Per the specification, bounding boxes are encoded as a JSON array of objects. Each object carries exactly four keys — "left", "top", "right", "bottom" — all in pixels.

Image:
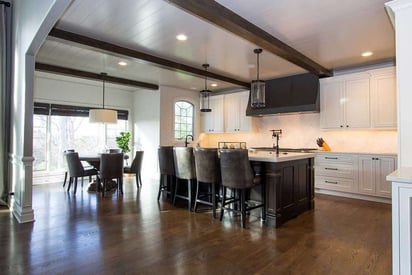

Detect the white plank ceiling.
[{"left": 36, "top": 0, "right": 395, "bottom": 92}]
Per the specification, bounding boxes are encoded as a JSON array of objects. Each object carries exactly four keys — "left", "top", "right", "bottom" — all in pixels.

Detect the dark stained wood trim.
[
  {"left": 165, "top": 0, "right": 332, "bottom": 77},
  {"left": 35, "top": 63, "right": 159, "bottom": 90},
  {"left": 48, "top": 28, "right": 251, "bottom": 88}
]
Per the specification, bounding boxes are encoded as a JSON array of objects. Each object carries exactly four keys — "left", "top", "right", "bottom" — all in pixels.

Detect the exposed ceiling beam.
[
  {"left": 35, "top": 63, "right": 159, "bottom": 90},
  {"left": 48, "top": 28, "right": 251, "bottom": 88},
  {"left": 165, "top": 0, "right": 333, "bottom": 77}
]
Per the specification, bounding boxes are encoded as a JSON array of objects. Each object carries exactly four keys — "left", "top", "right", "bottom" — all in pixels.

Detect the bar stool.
[
  {"left": 157, "top": 146, "right": 175, "bottom": 201},
  {"left": 193, "top": 147, "right": 221, "bottom": 218},
  {"left": 173, "top": 147, "right": 196, "bottom": 211},
  {"left": 219, "top": 149, "right": 266, "bottom": 228}
]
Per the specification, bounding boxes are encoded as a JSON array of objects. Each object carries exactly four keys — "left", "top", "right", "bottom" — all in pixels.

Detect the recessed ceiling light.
[
  {"left": 176, "top": 34, "right": 188, "bottom": 41},
  {"left": 118, "top": 61, "right": 128, "bottom": 66},
  {"left": 211, "top": 83, "right": 218, "bottom": 87},
  {"left": 361, "top": 51, "right": 373, "bottom": 57}
]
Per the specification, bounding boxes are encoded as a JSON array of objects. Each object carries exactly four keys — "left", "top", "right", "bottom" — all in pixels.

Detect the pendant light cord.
[
  {"left": 202, "top": 63, "right": 209, "bottom": 90},
  {"left": 257, "top": 52, "right": 260, "bottom": 82},
  {"left": 101, "top": 72, "right": 107, "bottom": 109}
]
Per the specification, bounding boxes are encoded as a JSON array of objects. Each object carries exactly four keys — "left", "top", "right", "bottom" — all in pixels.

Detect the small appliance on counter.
[{"left": 218, "top": 142, "right": 246, "bottom": 150}]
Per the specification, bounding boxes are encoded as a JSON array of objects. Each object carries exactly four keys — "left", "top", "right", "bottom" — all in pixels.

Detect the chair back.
[
  {"left": 173, "top": 147, "right": 196, "bottom": 180},
  {"left": 194, "top": 148, "right": 220, "bottom": 184},
  {"left": 219, "top": 149, "right": 254, "bottom": 189},
  {"left": 158, "top": 146, "right": 175, "bottom": 176},
  {"left": 66, "top": 152, "right": 84, "bottom": 177},
  {"left": 109, "top": 148, "right": 122, "bottom": 153},
  {"left": 130, "top": 151, "right": 144, "bottom": 173},
  {"left": 100, "top": 153, "right": 124, "bottom": 180}
]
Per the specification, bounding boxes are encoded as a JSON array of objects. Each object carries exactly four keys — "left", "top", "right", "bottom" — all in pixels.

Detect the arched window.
[{"left": 174, "top": 101, "right": 194, "bottom": 139}]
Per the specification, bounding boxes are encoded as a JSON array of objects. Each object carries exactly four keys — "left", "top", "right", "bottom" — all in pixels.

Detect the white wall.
[
  {"left": 159, "top": 85, "right": 200, "bottom": 146},
  {"left": 10, "top": 0, "right": 72, "bottom": 223},
  {"left": 133, "top": 89, "right": 160, "bottom": 180},
  {"left": 200, "top": 111, "right": 397, "bottom": 154}
]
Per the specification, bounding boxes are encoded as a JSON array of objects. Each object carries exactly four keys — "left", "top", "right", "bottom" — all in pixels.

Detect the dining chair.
[
  {"left": 219, "top": 149, "right": 266, "bottom": 228},
  {"left": 173, "top": 147, "right": 196, "bottom": 211},
  {"left": 65, "top": 152, "right": 98, "bottom": 194},
  {"left": 157, "top": 146, "right": 175, "bottom": 201},
  {"left": 193, "top": 147, "right": 221, "bottom": 218},
  {"left": 99, "top": 153, "right": 124, "bottom": 198},
  {"left": 63, "top": 149, "right": 75, "bottom": 188},
  {"left": 124, "top": 151, "right": 144, "bottom": 188},
  {"left": 109, "top": 148, "right": 122, "bottom": 153}
]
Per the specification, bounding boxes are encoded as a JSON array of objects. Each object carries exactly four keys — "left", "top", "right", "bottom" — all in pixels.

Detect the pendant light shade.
[
  {"left": 200, "top": 63, "right": 212, "bottom": 112},
  {"left": 89, "top": 73, "right": 118, "bottom": 124},
  {"left": 251, "top": 49, "right": 266, "bottom": 108}
]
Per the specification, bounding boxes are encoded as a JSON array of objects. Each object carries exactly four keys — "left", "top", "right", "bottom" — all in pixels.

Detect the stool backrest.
[
  {"left": 219, "top": 149, "right": 254, "bottom": 189},
  {"left": 158, "top": 146, "right": 175, "bottom": 176},
  {"left": 194, "top": 147, "right": 220, "bottom": 184},
  {"left": 100, "top": 153, "right": 124, "bottom": 179},
  {"left": 173, "top": 147, "right": 196, "bottom": 180}
]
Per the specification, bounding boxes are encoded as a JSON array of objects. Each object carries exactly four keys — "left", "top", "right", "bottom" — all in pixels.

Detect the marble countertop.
[
  {"left": 316, "top": 151, "right": 397, "bottom": 156},
  {"left": 387, "top": 167, "right": 412, "bottom": 184},
  {"left": 248, "top": 150, "right": 316, "bottom": 163}
]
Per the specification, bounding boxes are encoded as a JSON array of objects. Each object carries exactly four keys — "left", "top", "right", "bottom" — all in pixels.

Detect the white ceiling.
[{"left": 36, "top": 0, "right": 395, "bottom": 92}]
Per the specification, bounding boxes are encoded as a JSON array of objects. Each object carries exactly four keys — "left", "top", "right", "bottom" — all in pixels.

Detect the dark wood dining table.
[{"left": 79, "top": 155, "right": 101, "bottom": 170}]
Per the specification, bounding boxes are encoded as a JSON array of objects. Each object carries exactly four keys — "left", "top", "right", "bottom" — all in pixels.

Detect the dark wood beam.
[
  {"left": 165, "top": 0, "right": 332, "bottom": 77},
  {"left": 48, "top": 28, "right": 251, "bottom": 88},
  {"left": 35, "top": 63, "right": 159, "bottom": 90}
]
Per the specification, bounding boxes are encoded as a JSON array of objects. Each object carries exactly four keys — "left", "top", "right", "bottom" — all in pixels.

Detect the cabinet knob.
[
  {"left": 346, "top": 125, "right": 349, "bottom": 128},
  {"left": 340, "top": 125, "right": 343, "bottom": 128}
]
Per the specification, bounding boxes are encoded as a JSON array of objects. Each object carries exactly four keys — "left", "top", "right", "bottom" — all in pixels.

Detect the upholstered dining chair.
[
  {"left": 109, "top": 148, "right": 122, "bottom": 153},
  {"left": 157, "top": 146, "right": 175, "bottom": 201},
  {"left": 63, "top": 149, "right": 75, "bottom": 188},
  {"left": 65, "top": 152, "right": 98, "bottom": 194},
  {"left": 173, "top": 147, "right": 196, "bottom": 211},
  {"left": 193, "top": 147, "right": 221, "bottom": 218},
  {"left": 124, "top": 151, "right": 144, "bottom": 188},
  {"left": 219, "top": 149, "right": 266, "bottom": 228},
  {"left": 99, "top": 153, "right": 124, "bottom": 198}
]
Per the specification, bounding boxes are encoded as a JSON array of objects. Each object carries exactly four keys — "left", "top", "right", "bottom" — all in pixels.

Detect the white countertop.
[
  {"left": 387, "top": 167, "right": 412, "bottom": 184},
  {"left": 248, "top": 150, "right": 316, "bottom": 163},
  {"left": 316, "top": 151, "right": 397, "bottom": 156}
]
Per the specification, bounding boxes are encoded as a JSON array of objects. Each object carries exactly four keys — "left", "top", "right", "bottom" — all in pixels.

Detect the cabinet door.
[
  {"left": 211, "top": 95, "right": 224, "bottom": 132},
  {"left": 201, "top": 112, "right": 213, "bottom": 133},
  {"left": 238, "top": 91, "right": 251, "bottom": 132},
  {"left": 320, "top": 80, "right": 344, "bottom": 129},
  {"left": 375, "top": 156, "right": 396, "bottom": 197},
  {"left": 358, "top": 156, "right": 375, "bottom": 195},
  {"left": 372, "top": 71, "right": 397, "bottom": 128},
  {"left": 224, "top": 93, "right": 239, "bottom": 132},
  {"left": 344, "top": 77, "right": 370, "bottom": 128}
]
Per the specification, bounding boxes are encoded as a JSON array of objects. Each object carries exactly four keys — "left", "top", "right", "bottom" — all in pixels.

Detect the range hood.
[{"left": 246, "top": 73, "right": 320, "bottom": 116}]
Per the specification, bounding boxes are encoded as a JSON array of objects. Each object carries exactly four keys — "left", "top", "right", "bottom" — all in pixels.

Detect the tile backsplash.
[{"left": 198, "top": 113, "right": 397, "bottom": 154}]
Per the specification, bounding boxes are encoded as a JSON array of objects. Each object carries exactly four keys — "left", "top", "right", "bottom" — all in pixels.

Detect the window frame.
[{"left": 174, "top": 100, "right": 195, "bottom": 140}]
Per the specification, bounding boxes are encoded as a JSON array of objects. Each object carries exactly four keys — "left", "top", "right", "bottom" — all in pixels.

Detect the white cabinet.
[
  {"left": 224, "top": 91, "right": 251, "bottom": 132},
  {"left": 201, "top": 95, "right": 224, "bottom": 133},
  {"left": 315, "top": 153, "right": 357, "bottom": 193},
  {"left": 320, "top": 66, "right": 396, "bottom": 130},
  {"left": 320, "top": 73, "right": 370, "bottom": 129},
  {"left": 370, "top": 67, "right": 397, "bottom": 128},
  {"left": 358, "top": 154, "right": 397, "bottom": 198}
]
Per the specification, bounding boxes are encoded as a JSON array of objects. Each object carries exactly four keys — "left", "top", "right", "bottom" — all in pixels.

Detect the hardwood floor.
[{"left": 0, "top": 176, "right": 391, "bottom": 274}]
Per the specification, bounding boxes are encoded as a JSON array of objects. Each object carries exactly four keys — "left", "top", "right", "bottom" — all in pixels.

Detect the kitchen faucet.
[
  {"left": 184, "top": 134, "right": 194, "bottom": 147},
  {"left": 270, "top": 129, "right": 282, "bottom": 155}
]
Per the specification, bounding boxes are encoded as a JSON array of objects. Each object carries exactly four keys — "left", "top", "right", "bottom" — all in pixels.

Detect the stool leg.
[
  {"left": 173, "top": 178, "right": 178, "bottom": 205},
  {"left": 241, "top": 189, "right": 246, "bottom": 228},
  {"left": 194, "top": 180, "right": 200, "bottom": 213},
  {"left": 212, "top": 183, "right": 216, "bottom": 219},
  {"left": 262, "top": 182, "right": 266, "bottom": 221},
  {"left": 157, "top": 174, "right": 163, "bottom": 201},
  {"left": 220, "top": 187, "right": 227, "bottom": 221},
  {"left": 188, "top": 179, "right": 192, "bottom": 211}
]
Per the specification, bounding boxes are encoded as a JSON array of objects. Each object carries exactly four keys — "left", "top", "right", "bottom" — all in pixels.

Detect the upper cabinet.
[
  {"left": 224, "top": 91, "right": 251, "bottom": 132},
  {"left": 201, "top": 95, "right": 224, "bottom": 133},
  {"left": 320, "top": 66, "right": 396, "bottom": 130}
]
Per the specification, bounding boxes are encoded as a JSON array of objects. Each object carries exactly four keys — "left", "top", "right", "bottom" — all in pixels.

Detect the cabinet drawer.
[
  {"left": 315, "top": 165, "right": 354, "bottom": 178},
  {"left": 315, "top": 176, "right": 354, "bottom": 193},
  {"left": 316, "top": 154, "right": 355, "bottom": 164}
]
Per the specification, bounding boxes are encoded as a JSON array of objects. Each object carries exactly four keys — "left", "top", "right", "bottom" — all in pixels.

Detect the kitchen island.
[{"left": 248, "top": 150, "right": 316, "bottom": 227}]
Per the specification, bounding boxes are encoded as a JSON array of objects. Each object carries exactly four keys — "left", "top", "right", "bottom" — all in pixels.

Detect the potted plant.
[{"left": 116, "top": 131, "right": 131, "bottom": 164}]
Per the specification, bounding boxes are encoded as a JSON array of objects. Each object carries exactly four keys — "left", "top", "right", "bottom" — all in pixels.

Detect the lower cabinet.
[{"left": 265, "top": 158, "right": 314, "bottom": 227}]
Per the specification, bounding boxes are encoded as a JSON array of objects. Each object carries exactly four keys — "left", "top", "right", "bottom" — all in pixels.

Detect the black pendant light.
[
  {"left": 251, "top": 48, "right": 266, "bottom": 108},
  {"left": 200, "top": 63, "right": 212, "bottom": 112}
]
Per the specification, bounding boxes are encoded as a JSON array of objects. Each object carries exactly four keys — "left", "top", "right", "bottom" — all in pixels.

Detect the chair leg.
[
  {"left": 212, "top": 183, "right": 216, "bottom": 219},
  {"left": 63, "top": 171, "right": 68, "bottom": 187},
  {"left": 119, "top": 177, "right": 124, "bottom": 194},
  {"left": 157, "top": 174, "right": 163, "bottom": 200},
  {"left": 102, "top": 179, "right": 106, "bottom": 198},
  {"left": 73, "top": 177, "right": 78, "bottom": 195},
  {"left": 220, "top": 187, "right": 227, "bottom": 221},
  {"left": 67, "top": 177, "right": 72, "bottom": 192},
  {"left": 138, "top": 173, "right": 142, "bottom": 187},
  {"left": 241, "top": 189, "right": 246, "bottom": 228},
  {"left": 194, "top": 180, "right": 200, "bottom": 213},
  {"left": 135, "top": 173, "right": 139, "bottom": 188}
]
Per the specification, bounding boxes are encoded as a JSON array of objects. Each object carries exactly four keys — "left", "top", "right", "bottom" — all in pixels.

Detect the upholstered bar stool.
[
  {"left": 173, "top": 147, "right": 196, "bottom": 211},
  {"left": 193, "top": 147, "right": 221, "bottom": 218},
  {"left": 219, "top": 149, "right": 266, "bottom": 228},
  {"left": 157, "top": 146, "right": 175, "bottom": 201}
]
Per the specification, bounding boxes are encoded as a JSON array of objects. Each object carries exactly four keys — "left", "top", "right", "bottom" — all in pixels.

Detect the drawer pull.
[
  {"left": 325, "top": 168, "right": 338, "bottom": 171},
  {"left": 325, "top": 180, "right": 338, "bottom": 184},
  {"left": 325, "top": 157, "right": 338, "bottom": 160}
]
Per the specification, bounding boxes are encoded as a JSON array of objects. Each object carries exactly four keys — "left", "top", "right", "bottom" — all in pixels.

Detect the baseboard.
[{"left": 315, "top": 188, "right": 391, "bottom": 204}]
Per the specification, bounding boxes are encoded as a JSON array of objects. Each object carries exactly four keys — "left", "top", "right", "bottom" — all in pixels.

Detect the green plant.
[{"left": 115, "top": 131, "right": 131, "bottom": 153}]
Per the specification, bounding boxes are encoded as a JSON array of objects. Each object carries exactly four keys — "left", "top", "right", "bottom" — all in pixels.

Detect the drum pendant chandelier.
[{"left": 89, "top": 73, "right": 118, "bottom": 124}]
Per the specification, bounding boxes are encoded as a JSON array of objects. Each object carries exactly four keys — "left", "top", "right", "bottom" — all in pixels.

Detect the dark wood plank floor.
[{"left": 0, "top": 176, "right": 391, "bottom": 274}]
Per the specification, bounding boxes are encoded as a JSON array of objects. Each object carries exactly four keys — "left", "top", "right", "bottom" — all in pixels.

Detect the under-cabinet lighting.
[
  {"left": 118, "top": 61, "right": 128, "bottom": 66},
  {"left": 361, "top": 51, "right": 373, "bottom": 57},
  {"left": 176, "top": 34, "right": 188, "bottom": 41}
]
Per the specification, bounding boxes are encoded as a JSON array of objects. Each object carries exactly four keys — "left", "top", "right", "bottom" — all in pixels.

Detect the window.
[{"left": 174, "top": 101, "right": 194, "bottom": 139}]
